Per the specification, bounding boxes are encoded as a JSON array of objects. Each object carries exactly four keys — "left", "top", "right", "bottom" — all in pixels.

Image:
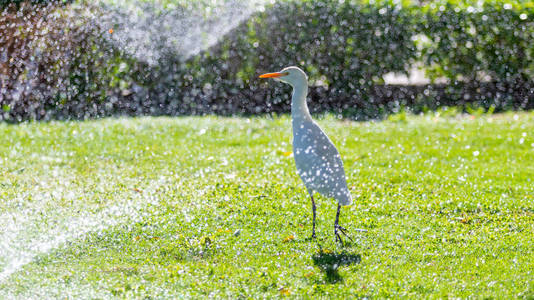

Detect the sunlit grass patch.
[{"left": 0, "top": 112, "right": 533, "bottom": 298}]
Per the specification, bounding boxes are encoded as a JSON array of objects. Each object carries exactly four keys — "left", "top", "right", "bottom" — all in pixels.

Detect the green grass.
[{"left": 0, "top": 112, "right": 533, "bottom": 298}]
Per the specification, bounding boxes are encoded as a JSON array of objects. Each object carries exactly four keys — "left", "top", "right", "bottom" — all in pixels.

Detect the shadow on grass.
[{"left": 312, "top": 247, "right": 361, "bottom": 284}]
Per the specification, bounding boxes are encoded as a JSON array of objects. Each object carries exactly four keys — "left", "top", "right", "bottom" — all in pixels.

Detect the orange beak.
[{"left": 259, "top": 72, "right": 288, "bottom": 78}]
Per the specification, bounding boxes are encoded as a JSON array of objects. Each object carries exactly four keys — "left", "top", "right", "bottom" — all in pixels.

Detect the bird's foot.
[{"left": 334, "top": 224, "right": 354, "bottom": 245}]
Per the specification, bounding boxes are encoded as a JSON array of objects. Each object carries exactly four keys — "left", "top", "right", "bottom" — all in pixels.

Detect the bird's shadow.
[{"left": 311, "top": 244, "right": 362, "bottom": 284}]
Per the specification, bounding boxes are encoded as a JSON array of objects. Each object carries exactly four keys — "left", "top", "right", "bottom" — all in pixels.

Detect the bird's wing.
[
  {"left": 293, "top": 120, "right": 352, "bottom": 204},
  {"left": 299, "top": 121, "right": 342, "bottom": 162},
  {"left": 293, "top": 120, "right": 347, "bottom": 180}
]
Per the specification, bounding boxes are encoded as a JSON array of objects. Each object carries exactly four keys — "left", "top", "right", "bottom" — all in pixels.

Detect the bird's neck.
[{"left": 291, "top": 82, "right": 311, "bottom": 123}]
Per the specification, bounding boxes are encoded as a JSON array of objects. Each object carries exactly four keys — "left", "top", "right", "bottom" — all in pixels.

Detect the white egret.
[{"left": 260, "top": 66, "right": 354, "bottom": 244}]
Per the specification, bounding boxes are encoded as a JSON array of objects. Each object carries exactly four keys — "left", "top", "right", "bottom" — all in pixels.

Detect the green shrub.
[
  {"left": 1, "top": 0, "right": 533, "bottom": 121},
  {"left": 158, "top": 0, "right": 418, "bottom": 116},
  {"left": 0, "top": 1, "right": 140, "bottom": 121},
  {"left": 420, "top": 2, "right": 534, "bottom": 83},
  {"left": 0, "top": 0, "right": 71, "bottom": 8}
]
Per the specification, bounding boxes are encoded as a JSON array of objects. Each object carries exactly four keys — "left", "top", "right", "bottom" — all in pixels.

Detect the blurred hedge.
[
  {"left": 420, "top": 2, "right": 534, "bottom": 83},
  {"left": 169, "top": 0, "right": 418, "bottom": 117},
  {"left": 0, "top": 1, "right": 146, "bottom": 121},
  {"left": 0, "top": 0, "right": 71, "bottom": 8},
  {"left": 0, "top": 0, "right": 533, "bottom": 122}
]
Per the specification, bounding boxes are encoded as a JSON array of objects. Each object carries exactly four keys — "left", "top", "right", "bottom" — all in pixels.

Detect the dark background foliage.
[
  {"left": 0, "top": 0, "right": 71, "bottom": 8},
  {"left": 1, "top": 0, "right": 533, "bottom": 122}
]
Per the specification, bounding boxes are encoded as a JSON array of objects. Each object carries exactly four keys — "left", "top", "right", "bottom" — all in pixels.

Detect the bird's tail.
[{"left": 337, "top": 189, "right": 352, "bottom": 206}]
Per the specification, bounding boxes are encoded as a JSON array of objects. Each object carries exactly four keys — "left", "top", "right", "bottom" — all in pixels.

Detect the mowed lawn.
[{"left": 0, "top": 112, "right": 533, "bottom": 298}]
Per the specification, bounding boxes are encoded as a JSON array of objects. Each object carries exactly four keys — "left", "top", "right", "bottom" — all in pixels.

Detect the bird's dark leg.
[
  {"left": 309, "top": 191, "right": 316, "bottom": 239},
  {"left": 334, "top": 203, "right": 353, "bottom": 245}
]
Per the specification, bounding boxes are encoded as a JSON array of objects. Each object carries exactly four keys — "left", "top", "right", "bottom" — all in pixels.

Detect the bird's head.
[{"left": 259, "top": 66, "right": 308, "bottom": 88}]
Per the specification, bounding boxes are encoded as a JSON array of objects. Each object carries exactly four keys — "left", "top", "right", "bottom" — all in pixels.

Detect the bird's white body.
[
  {"left": 288, "top": 69, "right": 352, "bottom": 206},
  {"left": 292, "top": 119, "right": 352, "bottom": 205}
]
